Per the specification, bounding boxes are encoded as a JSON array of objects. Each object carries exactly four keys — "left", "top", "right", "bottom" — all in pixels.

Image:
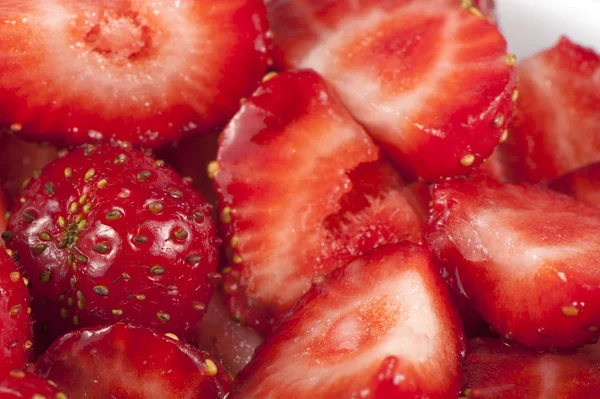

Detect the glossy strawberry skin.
[
  {"left": 36, "top": 324, "right": 232, "bottom": 399},
  {"left": 0, "top": 249, "right": 33, "bottom": 379},
  {"left": 4, "top": 144, "right": 219, "bottom": 353},
  {"left": 548, "top": 163, "right": 600, "bottom": 207},
  {"left": 0, "top": 370, "right": 67, "bottom": 399},
  {"left": 424, "top": 178, "right": 600, "bottom": 350},
  {"left": 0, "top": 1, "right": 270, "bottom": 148},
  {"left": 215, "top": 70, "right": 422, "bottom": 334}
]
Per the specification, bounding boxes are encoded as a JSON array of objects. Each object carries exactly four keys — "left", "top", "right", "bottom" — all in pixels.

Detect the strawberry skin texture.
[
  {"left": 463, "top": 338, "right": 600, "bottom": 398},
  {"left": 36, "top": 324, "right": 232, "bottom": 399},
  {"left": 548, "top": 163, "right": 600, "bottom": 207},
  {"left": 0, "top": 0, "right": 270, "bottom": 148},
  {"left": 232, "top": 243, "right": 465, "bottom": 398},
  {"left": 266, "top": 0, "right": 516, "bottom": 181},
  {"left": 424, "top": 178, "right": 600, "bottom": 350},
  {"left": 0, "top": 249, "right": 33, "bottom": 379},
  {"left": 4, "top": 144, "right": 219, "bottom": 353},
  {"left": 0, "top": 370, "right": 67, "bottom": 399},
  {"left": 214, "top": 70, "right": 423, "bottom": 334},
  {"left": 506, "top": 37, "right": 600, "bottom": 183}
]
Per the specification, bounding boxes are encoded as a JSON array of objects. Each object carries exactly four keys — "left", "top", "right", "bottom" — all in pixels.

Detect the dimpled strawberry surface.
[{"left": 0, "top": 0, "right": 598, "bottom": 398}]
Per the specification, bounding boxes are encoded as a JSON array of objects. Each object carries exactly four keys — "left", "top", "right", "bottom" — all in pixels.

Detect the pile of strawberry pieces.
[{"left": 0, "top": 0, "right": 598, "bottom": 398}]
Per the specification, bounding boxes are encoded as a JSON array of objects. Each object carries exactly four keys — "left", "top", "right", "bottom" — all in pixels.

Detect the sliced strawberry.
[
  {"left": 474, "top": 145, "right": 518, "bottom": 184},
  {"left": 36, "top": 324, "right": 232, "bottom": 399},
  {"left": 548, "top": 163, "right": 600, "bottom": 207},
  {"left": 266, "top": 0, "right": 516, "bottom": 181},
  {"left": 0, "top": 249, "right": 33, "bottom": 378},
  {"left": 0, "top": 370, "right": 67, "bottom": 398},
  {"left": 0, "top": 131, "right": 59, "bottom": 202},
  {"left": 404, "top": 181, "right": 432, "bottom": 222},
  {"left": 0, "top": 1, "right": 270, "bottom": 148},
  {"left": 463, "top": 338, "right": 600, "bottom": 398},
  {"left": 214, "top": 70, "right": 422, "bottom": 333},
  {"left": 506, "top": 37, "right": 600, "bottom": 183},
  {"left": 424, "top": 178, "right": 600, "bottom": 349},
  {"left": 196, "top": 291, "right": 263, "bottom": 377},
  {"left": 233, "top": 243, "right": 465, "bottom": 398},
  {"left": 4, "top": 144, "right": 219, "bottom": 353}
]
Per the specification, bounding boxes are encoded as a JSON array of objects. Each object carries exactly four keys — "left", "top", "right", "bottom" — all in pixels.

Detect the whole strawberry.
[{"left": 3, "top": 144, "right": 219, "bottom": 352}]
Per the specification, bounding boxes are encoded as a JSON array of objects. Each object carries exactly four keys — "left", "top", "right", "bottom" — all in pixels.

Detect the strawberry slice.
[
  {"left": 233, "top": 243, "right": 465, "bottom": 398},
  {"left": 196, "top": 291, "right": 263, "bottom": 377},
  {"left": 0, "top": 370, "right": 67, "bottom": 398},
  {"left": 4, "top": 144, "right": 219, "bottom": 353},
  {"left": 0, "top": 248, "right": 33, "bottom": 378},
  {"left": 0, "top": 0, "right": 270, "bottom": 148},
  {"left": 463, "top": 338, "right": 600, "bottom": 398},
  {"left": 36, "top": 324, "right": 232, "bottom": 399},
  {"left": 424, "top": 178, "right": 600, "bottom": 350},
  {"left": 506, "top": 37, "right": 600, "bottom": 183},
  {"left": 548, "top": 163, "right": 600, "bottom": 207},
  {"left": 266, "top": 0, "right": 516, "bottom": 181},
  {"left": 474, "top": 145, "right": 518, "bottom": 184},
  {"left": 214, "top": 70, "right": 422, "bottom": 333}
]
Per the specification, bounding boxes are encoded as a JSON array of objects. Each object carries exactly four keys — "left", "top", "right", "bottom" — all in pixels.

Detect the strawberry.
[
  {"left": 548, "top": 163, "right": 600, "bottom": 207},
  {"left": 474, "top": 0, "right": 496, "bottom": 22},
  {"left": 424, "top": 178, "right": 600, "bottom": 350},
  {"left": 36, "top": 324, "right": 232, "bottom": 399},
  {"left": 3, "top": 144, "right": 219, "bottom": 353},
  {"left": 0, "top": 0, "right": 270, "bottom": 148},
  {"left": 233, "top": 243, "right": 465, "bottom": 398},
  {"left": 506, "top": 37, "right": 600, "bottom": 183},
  {"left": 0, "top": 248, "right": 33, "bottom": 378},
  {"left": 474, "top": 145, "right": 517, "bottom": 184},
  {"left": 266, "top": 0, "right": 516, "bottom": 181},
  {"left": 463, "top": 338, "right": 600, "bottom": 398},
  {"left": 196, "top": 291, "right": 263, "bottom": 377},
  {"left": 0, "top": 131, "right": 58, "bottom": 202},
  {"left": 0, "top": 370, "right": 67, "bottom": 399},
  {"left": 214, "top": 70, "right": 422, "bottom": 333}
]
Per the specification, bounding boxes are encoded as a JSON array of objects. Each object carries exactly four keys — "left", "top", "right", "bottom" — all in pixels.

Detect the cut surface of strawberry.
[
  {"left": 4, "top": 144, "right": 219, "bottom": 353},
  {"left": 196, "top": 291, "right": 263, "bottom": 377},
  {"left": 463, "top": 338, "right": 600, "bottom": 398},
  {"left": 266, "top": 0, "right": 516, "bottom": 180},
  {"left": 0, "top": 370, "right": 67, "bottom": 399},
  {"left": 214, "top": 70, "right": 422, "bottom": 333},
  {"left": 36, "top": 324, "right": 232, "bottom": 399},
  {"left": 0, "top": 249, "right": 33, "bottom": 378},
  {"left": 506, "top": 37, "right": 600, "bottom": 183},
  {"left": 425, "top": 178, "right": 600, "bottom": 349},
  {"left": 548, "top": 163, "right": 600, "bottom": 207},
  {"left": 233, "top": 243, "right": 465, "bottom": 398},
  {"left": 0, "top": 0, "right": 270, "bottom": 148}
]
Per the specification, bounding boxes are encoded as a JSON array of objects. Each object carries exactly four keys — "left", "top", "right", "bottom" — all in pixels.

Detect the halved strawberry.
[
  {"left": 463, "top": 338, "right": 600, "bottom": 398},
  {"left": 4, "top": 144, "right": 219, "bottom": 353},
  {"left": 233, "top": 243, "right": 465, "bottom": 398},
  {"left": 196, "top": 291, "right": 263, "bottom": 377},
  {"left": 0, "top": 248, "right": 33, "bottom": 378},
  {"left": 36, "top": 324, "right": 232, "bottom": 399},
  {"left": 425, "top": 178, "right": 600, "bottom": 349},
  {"left": 0, "top": 370, "right": 67, "bottom": 398},
  {"left": 548, "top": 163, "right": 600, "bottom": 207},
  {"left": 266, "top": 0, "right": 516, "bottom": 181},
  {"left": 214, "top": 70, "right": 422, "bottom": 333},
  {"left": 506, "top": 37, "right": 600, "bottom": 183},
  {"left": 0, "top": 0, "right": 270, "bottom": 148}
]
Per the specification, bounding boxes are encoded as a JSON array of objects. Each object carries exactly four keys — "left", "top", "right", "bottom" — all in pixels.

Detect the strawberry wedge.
[
  {"left": 214, "top": 70, "right": 422, "bottom": 333},
  {"left": 0, "top": 1, "right": 270, "bottom": 148},
  {"left": 266, "top": 0, "right": 516, "bottom": 181},
  {"left": 506, "top": 37, "right": 600, "bottom": 183},
  {"left": 424, "top": 178, "right": 600, "bottom": 350},
  {"left": 233, "top": 243, "right": 465, "bottom": 398},
  {"left": 463, "top": 338, "right": 600, "bottom": 398},
  {"left": 549, "top": 163, "right": 600, "bottom": 207}
]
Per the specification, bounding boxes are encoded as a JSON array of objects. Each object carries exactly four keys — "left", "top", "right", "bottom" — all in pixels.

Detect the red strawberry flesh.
[
  {"left": 548, "top": 163, "right": 600, "bottom": 207},
  {"left": 0, "top": 370, "right": 67, "bottom": 398},
  {"left": 4, "top": 144, "right": 219, "bottom": 353},
  {"left": 36, "top": 323, "right": 232, "bottom": 399},
  {"left": 233, "top": 243, "right": 465, "bottom": 398},
  {"left": 214, "top": 70, "right": 422, "bottom": 333}
]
